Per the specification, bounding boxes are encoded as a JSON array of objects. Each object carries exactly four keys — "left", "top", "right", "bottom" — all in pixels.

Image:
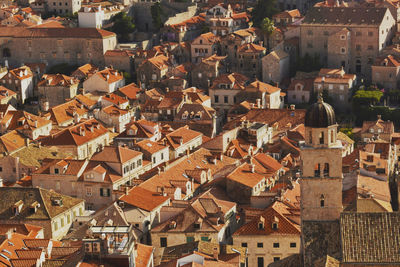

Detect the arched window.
[
  {"left": 314, "top": 163, "right": 320, "bottom": 177},
  {"left": 320, "top": 194, "right": 325, "bottom": 207},
  {"left": 319, "top": 131, "right": 324, "bottom": 144},
  {"left": 330, "top": 130, "right": 334, "bottom": 143},
  {"left": 324, "top": 163, "right": 329, "bottom": 177}
]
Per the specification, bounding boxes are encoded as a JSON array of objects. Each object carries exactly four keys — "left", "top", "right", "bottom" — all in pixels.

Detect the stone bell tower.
[{"left": 300, "top": 95, "right": 343, "bottom": 222}]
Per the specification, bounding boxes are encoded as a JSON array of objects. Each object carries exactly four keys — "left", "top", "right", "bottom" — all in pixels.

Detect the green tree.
[
  {"left": 111, "top": 12, "right": 135, "bottom": 43},
  {"left": 260, "top": 17, "right": 274, "bottom": 51},
  {"left": 339, "top": 127, "right": 354, "bottom": 140},
  {"left": 352, "top": 89, "right": 383, "bottom": 106},
  {"left": 151, "top": 3, "right": 164, "bottom": 32},
  {"left": 251, "top": 0, "right": 278, "bottom": 28}
]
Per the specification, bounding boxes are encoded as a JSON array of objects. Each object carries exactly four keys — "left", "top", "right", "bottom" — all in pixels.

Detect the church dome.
[{"left": 305, "top": 95, "right": 336, "bottom": 128}]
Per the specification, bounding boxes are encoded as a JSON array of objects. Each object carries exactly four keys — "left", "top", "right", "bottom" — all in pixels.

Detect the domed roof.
[{"left": 305, "top": 95, "right": 336, "bottom": 128}]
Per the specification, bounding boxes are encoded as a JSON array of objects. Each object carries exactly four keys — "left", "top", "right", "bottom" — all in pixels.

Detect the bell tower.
[{"left": 300, "top": 96, "right": 343, "bottom": 222}]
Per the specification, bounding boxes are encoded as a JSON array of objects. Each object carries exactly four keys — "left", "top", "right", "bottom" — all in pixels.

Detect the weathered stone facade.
[
  {"left": 300, "top": 7, "right": 395, "bottom": 77},
  {"left": 0, "top": 28, "right": 117, "bottom": 69}
]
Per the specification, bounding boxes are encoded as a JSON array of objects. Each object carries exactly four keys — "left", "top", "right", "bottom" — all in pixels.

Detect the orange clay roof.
[
  {"left": 233, "top": 201, "right": 300, "bottom": 236},
  {"left": 237, "top": 43, "right": 265, "bottom": 53},
  {"left": 120, "top": 186, "right": 169, "bottom": 211},
  {"left": 164, "top": 126, "right": 202, "bottom": 149},
  {"left": 90, "top": 145, "right": 142, "bottom": 164},
  {"left": 42, "top": 118, "right": 108, "bottom": 147},
  {"left": 118, "top": 83, "right": 141, "bottom": 100},
  {"left": 95, "top": 68, "right": 123, "bottom": 84},
  {"left": 47, "top": 99, "right": 90, "bottom": 125},
  {"left": 37, "top": 74, "right": 79, "bottom": 87}
]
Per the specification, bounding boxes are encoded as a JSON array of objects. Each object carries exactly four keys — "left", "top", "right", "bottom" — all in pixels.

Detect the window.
[
  {"left": 54, "top": 168, "right": 59, "bottom": 174},
  {"left": 186, "top": 236, "right": 194, "bottom": 243},
  {"left": 273, "top": 257, "right": 280, "bottom": 262},
  {"left": 0, "top": 167, "right": 2, "bottom": 172},
  {"left": 368, "top": 45, "right": 373, "bottom": 50},
  {"left": 307, "top": 30, "right": 313, "bottom": 35},
  {"left": 323, "top": 31, "right": 329, "bottom": 36},
  {"left": 153, "top": 157, "right": 156, "bottom": 164},
  {"left": 273, "top": 242, "right": 279, "bottom": 248},
  {"left": 340, "top": 47, "right": 346, "bottom": 54},
  {"left": 272, "top": 222, "right": 278, "bottom": 230},
  {"left": 356, "top": 45, "right": 361, "bottom": 51},
  {"left": 320, "top": 194, "right": 325, "bottom": 207},
  {"left": 340, "top": 34, "right": 346, "bottom": 40},
  {"left": 257, "top": 242, "right": 263, "bottom": 248},
  {"left": 241, "top": 242, "right": 247, "bottom": 247},
  {"left": 258, "top": 222, "right": 264, "bottom": 230},
  {"left": 67, "top": 214, "right": 71, "bottom": 224},
  {"left": 356, "top": 31, "right": 361, "bottom": 36},
  {"left": 315, "top": 163, "right": 321, "bottom": 177},
  {"left": 257, "top": 257, "right": 264, "bottom": 267},
  {"left": 224, "top": 96, "right": 228, "bottom": 103},
  {"left": 86, "top": 187, "right": 92, "bottom": 197},
  {"left": 324, "top": 163, "right": 329, "bottom": 177},
  {"left": 328, "top": 84, "right": 333, "bottom": 90},
  {"left": 368, "top": 31, "right": 373, "bottom": 36},
  {"left": 319, "top": 131, "right": 324, "bottom": 144},
  {"left": 60, "top": 218, "right": 64, "bottom": 227},
  {"left": 290, "top": 242, "right": 296, "bottom": 248},
  {"left": 307, "top": 42, "right": 313, "bottom": 48},
  {"left": 161, "top": 153, "right": 164, "bottom": 160},
  {"left": 160, "top": 237, "right": 167, "bottom": 247},
  {"left": 339, "top": 85, "right": 344, "bottom": 90},
  {"left": 201, "top": 236, "right": 209, "bottom": 242},
  {"left": 214, "top": 95, "right": 219, "bottom": 103}
]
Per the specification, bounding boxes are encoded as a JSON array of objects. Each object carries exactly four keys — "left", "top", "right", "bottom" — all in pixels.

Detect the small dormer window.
[
  {"left": 272, "top": 222, "right": 278, "bottom": 230},
  {"left": 194, "top": 223, "right": 200, "bottom": 229},
  {"left": 54, "top": 168, "right": 59, "bottom": 174},
  {"left": 258, "top": 222, "right": 264, "bottom": 229}
]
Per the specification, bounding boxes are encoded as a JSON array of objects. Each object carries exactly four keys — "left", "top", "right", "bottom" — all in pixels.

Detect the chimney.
[
  {"left": 250, "top": 163, "right": 255, "bottom": 173},
  {"left": 106, "top": 74, "right": 110, "bottom": 80},
  {"left": 125, "top": 186, "right": 129, "bottom": 195},
  {"left": 377, "top": 114, "right": 382, "bottom": 120},
  {"left": 19, "top": 71, "right": 23, "bottom": 77},
  {"left": 256, "top": 98, "right": 261, "bottom": 108},
  {"left": 0, "top": 177, "right": 3, "bottom": 187},
  {"left": 25, "top": 138, "right": 30, "bottom": 146},
  {"left": 34, "top": 121, "right": 38, "bottom": 128}
]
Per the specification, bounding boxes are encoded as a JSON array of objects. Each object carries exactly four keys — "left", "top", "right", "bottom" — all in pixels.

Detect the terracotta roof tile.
[
  {"left": 90, "top": 146, "right": 142, "bottom": 164},
  {"left": 120, "top": 186, "right": 169, "bottom": 211},
  {"left": 42, "top": 118, "right": 108, "bottom": 147},
  {"left": 233, "top": 201, "right": 300, "bottom": 236}
]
